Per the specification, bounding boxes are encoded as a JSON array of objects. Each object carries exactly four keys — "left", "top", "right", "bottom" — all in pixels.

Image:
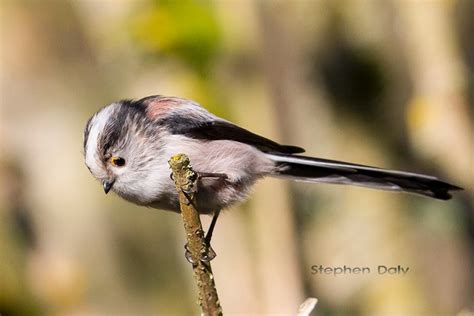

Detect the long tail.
[{"left": 268, "top": 154, "right": 462, "bottom": 200}]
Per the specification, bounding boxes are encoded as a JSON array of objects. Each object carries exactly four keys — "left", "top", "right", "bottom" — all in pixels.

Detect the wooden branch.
[
  {"left": 297, "top": 297, "right": 318, "bottom": 316},
  {"left": 168, "top": 153, "right": 223, "bottom": 316}
]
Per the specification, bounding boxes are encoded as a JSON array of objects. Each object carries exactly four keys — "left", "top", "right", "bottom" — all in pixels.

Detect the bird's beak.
[{"left": 103, "top": 180, "right": 114, "bottom": 194}]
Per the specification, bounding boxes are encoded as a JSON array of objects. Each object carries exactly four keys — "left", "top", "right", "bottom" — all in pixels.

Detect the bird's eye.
[{"left": 110, "top": 156, "right": 126, "bottom": 167}]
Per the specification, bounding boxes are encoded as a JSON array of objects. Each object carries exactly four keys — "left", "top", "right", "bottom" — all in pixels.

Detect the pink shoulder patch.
[{"left": 145, "top": 97, "right": 182, "bottom": 120}]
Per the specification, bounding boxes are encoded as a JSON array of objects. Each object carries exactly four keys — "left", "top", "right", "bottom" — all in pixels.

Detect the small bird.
[{"left": 84, "top": 95, "right": 461, "bottom": 215}]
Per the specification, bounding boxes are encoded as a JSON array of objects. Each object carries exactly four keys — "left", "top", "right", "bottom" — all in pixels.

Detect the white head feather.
[{"left": 84, "top": 103, "right": 118, "bottom": 179}]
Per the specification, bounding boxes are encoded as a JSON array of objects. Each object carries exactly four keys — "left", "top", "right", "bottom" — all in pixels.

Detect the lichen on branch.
[{"left": 168, "top": 153, "right": 222, "bottom": 316}]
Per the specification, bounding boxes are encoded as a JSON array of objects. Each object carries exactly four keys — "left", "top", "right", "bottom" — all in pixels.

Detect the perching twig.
[
  {"left": 297, "top": 297, "right": 318, "bottom": 316},
  {"left": 168, "top": 154, "right": 222, "bottom": 316}
]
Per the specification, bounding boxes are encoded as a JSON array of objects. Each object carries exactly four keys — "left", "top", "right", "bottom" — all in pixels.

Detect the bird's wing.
[
  {"left": 160, "top": 116, "right": 305, "bottom": 154},
  {"left": 140, "top": 95, "right": 304, "bottom": 154}
]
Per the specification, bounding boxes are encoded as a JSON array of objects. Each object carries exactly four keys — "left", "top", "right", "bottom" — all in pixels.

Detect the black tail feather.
[{"left": 270, "top": 154, "right": 462, "bottom": 200}]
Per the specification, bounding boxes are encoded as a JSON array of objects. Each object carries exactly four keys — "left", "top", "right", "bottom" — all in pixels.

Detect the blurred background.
[{"left": 0, "top": 1, "right": 472, "bottom": 315}]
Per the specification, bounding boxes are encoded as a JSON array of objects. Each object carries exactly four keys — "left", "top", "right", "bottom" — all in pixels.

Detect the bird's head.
[{"left": 83, "top": 100, "right": 163, "bottom": 202}]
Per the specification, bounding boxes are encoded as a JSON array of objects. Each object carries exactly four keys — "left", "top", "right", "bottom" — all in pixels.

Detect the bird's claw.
[
  {"left": 184, "top": 242, "right": 217, "bottom": 264},
  {"left": 184, "top": 243, "right": 195, "bottom": 264},
  {"left": 200, "top": 245, "right": 217, "bottom": 262}
]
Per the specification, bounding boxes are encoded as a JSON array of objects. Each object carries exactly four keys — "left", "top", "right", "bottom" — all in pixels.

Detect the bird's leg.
[
  {"left": 170, "top": 172, "right": 226, "bottom": 182},
  {"left": 182, "top": 173, "right": 226, "bottom": 264},
  {"left": 183, "top": 209, "right": 220, "bottom": 263},
  {"left": 196, "top": 173, "right": 225, "bottom": 262},
  {"left": 197, "top": 172, "right": 228, "bottom": 181},
  {"left": 201, "top": 209, "right": 221, "bottom": 262},
  {"left": 205, "top": 209, "right": 221, "bottom": 246}
]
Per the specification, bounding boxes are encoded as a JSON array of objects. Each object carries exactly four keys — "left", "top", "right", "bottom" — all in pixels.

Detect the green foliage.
[{"left": 130, "top": 0, "right": 221, "bottom": 76}]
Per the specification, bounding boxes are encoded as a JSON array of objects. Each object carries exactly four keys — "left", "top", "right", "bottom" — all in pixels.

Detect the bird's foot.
[{"left": 184, "top": 241, "right": 217, "bottom": 264}]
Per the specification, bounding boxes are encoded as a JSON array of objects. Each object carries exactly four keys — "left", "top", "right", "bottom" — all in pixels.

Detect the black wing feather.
[{"left": 163, "top": 117, "right": 305, "bottom": 154}]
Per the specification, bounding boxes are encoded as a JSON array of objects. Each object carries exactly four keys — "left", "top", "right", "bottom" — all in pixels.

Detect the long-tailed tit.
[{"left": 84, "top": 95, "right": 461, "bottom": 215}]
